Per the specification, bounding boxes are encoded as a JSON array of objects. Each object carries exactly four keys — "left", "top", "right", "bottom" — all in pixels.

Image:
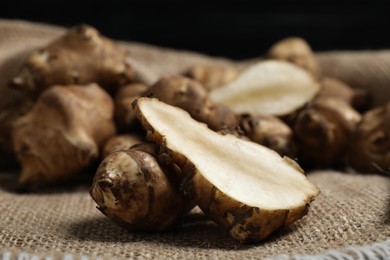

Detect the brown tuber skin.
[
  {"left": 266, "top": 37, "right": 320, "bottom": 79},
  {"left": 348, "top": 103, "right": 390, "bottom": 174},
  {"left": 0, "top": 87, "right": 33, "bottom": 168},
  {"left": 114, "top": 83, "right": 149, "bottom": 132},
  {"left": 241, "top": 115, "right": 296, "bottom": 157},
  {"left": 12, "top": 84, "right": 116, "bottom": 187},
  {"left": 90, "top": 143, "right": 192, "bottom": 231},
  {"left": 145, "top": 75, "right": 239, "bottom": 131},
  {"left": 102, "top": 134, "right": 144, "bottom": 159},
  {"left": 184, "top": 64, "right": 239, "bottom": 90},
  {"left": 294, "top": 97, "right": 361, "bottom": 167},
  {"left": 318, "top": 77, "right": 369, "bottom": 112},
  {"left": 191, "top": 173, "right": 310, "bottom": 243},
  {"left": 10, "top": 24, "right": 133, "bottom": 98},
  {"left": 217, "top": 127, "right": 250, "bottom": 140}
]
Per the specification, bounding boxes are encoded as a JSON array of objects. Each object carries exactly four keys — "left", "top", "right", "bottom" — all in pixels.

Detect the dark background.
[{"left": 1, "top": 0, "right": 389, "bottom": 59}]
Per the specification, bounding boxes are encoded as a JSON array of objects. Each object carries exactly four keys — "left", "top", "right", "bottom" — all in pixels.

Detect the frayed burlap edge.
[{"left": 272, "top": 239, "right": 390, "bottom": 260}]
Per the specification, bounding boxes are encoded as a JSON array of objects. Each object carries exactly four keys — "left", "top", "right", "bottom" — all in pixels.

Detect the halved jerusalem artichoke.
[
  {"left": 134, "top": 97, "right": 320, "bottom": 243},
  {"left": 209, "top": 61, "right": 320, "bottom": 116},
  {"left": 90, "top": 143, "right": 192, "bottom": 231}
]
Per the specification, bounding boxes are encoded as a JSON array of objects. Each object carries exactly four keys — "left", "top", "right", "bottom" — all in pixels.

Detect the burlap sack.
[{"left": 0, "top": 20, "right": 389, "bottom": 259}]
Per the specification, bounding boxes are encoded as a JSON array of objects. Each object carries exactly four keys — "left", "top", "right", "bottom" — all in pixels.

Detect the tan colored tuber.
[
  {"left": 241, "top": 115, "right": 296, "bottom": 157},
  {"left": 348, "top": 103, "right": 390, "bottom": 174},
  {"left": 0, "top": 87, "right": 33, "bottom": 168},
  {"left": 294, "top": 97, "right": 361, "bottom": 167},
  {"left": 266, "top": 37, "right": 320, "bottom": 78},
  {"left": 133, "top": 97, "right": 320, "bottom": 243},
  {"left": 102, "top": 134, "right": 144, "bottom": 159},
  {"left": 10, "top": 25, "right": 133, "bottom": 98},
  {"left": 145, "top": 75, "right": 239, "bottom": 131},
  {"left": 90, "top": 143, "right": 192, "bottom": 231},
  {"left": 114, "top": 83, "right": 149, "bottom": 132},
  {"left": 12, "top": 84, "right": 116, "bottom": 186},
  {"left": 184, "top": 64, "right": 239, "bottom": 90},
  {"left": 317, "top": 77, "right": 369, "bottom": 112}
]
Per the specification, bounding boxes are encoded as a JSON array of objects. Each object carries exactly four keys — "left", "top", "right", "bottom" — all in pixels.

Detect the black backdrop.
[{"left": 1, "top": 0, "right": 389, "bottom": 59}]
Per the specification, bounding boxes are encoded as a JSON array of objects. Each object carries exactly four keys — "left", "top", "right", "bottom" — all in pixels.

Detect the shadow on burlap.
[{"left": 0, "top": 20, "right": 389, "bottom": 259}]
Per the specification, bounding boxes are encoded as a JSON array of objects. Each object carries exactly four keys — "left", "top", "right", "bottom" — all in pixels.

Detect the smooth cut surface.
[
  {"left": 210, "top": 61, "right": 320, "bottom": 116},
  {"left": 138, "top": 98, "right": 319, "bottom": 210}
]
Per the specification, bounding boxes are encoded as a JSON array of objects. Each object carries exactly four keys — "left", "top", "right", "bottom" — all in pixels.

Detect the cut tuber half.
[
  {"left": 209, "top": 60, "right": 319, "bottom": 116},
  {"left": 134, "top": 97, "right": 320, "bottom": 243}
]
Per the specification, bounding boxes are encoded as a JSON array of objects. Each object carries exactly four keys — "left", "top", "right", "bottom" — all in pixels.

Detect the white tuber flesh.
[
  {"left": 135, "top": 98, "right": 320, "bottom": 243},
  {"left": 209, "top": 61, "right": 319, "bottom": 116}
]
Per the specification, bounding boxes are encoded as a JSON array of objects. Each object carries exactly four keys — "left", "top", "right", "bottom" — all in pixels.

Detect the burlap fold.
[{"left": 1, "top": 20, "right": 389, "bottom": 259}]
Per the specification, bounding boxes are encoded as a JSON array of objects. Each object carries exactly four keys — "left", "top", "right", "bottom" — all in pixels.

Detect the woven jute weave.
[{"left": 0, "top": 20, "right": 389, "bottom": 259}]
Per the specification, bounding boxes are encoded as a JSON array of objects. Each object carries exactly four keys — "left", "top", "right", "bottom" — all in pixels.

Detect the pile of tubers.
[{"left": 1, "top": 25, "right": 389, "bottom": 243}]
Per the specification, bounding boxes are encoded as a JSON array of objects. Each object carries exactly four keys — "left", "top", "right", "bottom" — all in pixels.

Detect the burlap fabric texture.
[{"left": 0, "top": 20, "right": 389, "bottom": 259}]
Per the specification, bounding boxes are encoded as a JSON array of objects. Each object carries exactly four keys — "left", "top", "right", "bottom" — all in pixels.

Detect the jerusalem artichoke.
[
  {"left": 347, "top": 103, "right": 390, "bottom": 174},
  {"left": 317, "top": 77, "right": 369, "bottom": 112},
  {"left": 90, "top": 143, "right": 192, "bottom": 231},
  {"left": 114, "top": 83, "right": 149, "bottom": 132},
  {"left": 266, "top": 37, "right": 320, "bottom": 78},
  {"left": 12, "top": 84, "right": 115, "bottom": 186},
  {"left": 10, "top": 25, "right": 134, "bottom": 98},
  {"left": 293, "top": 97, "right": 361, "bottom": 167},
  {"left": 102, "top": 134, "right": 144, "bottom": 159},
  {"left": 241, "top": 115, "right": 296, "bottom": 157},
  {"left": 145, "top": 75, "right": 239, "bottom": 131},
  {"left": 0, "top": 87, "right": 33, "bottom": 168},
  {"left": 133, "top": 97, "right": 320, "bottom": 243},
  {"left": 184, "top": 64, "right": 239, "bottom": 90}
]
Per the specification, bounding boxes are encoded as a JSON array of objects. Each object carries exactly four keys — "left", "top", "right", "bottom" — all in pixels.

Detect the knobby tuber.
[
  {"left": 133, "top": 97, "right": 320, "bottom": 243},
  {"left": 317, "top": 77, "right": 369, "bottom": 112},
  {"left": 210, "top": 60, "right": 320, "bottom": 116},
  {"left": 12, "top": 84, "right": 116, "bottom": 186},
  {"left": 90, "top": 143, "right": 192, "bottom": 231},
  {"left": 0, "top": 87, "right": 33, "bottom": 168},
  {"left": 102, "top": 134, "right": 144, "bottom": 159},
  {"left": 348, "top": 103, "right": 390, "bottom": 174},
  {"left": 294, "top": 97, "right": 362, "bottom": 167},
  {"left": 184, "top": 64, "right": 239, "bottom": 90},
  {"left": 241, "top": 115, "right": 296, "bottom": 157},
  {"left": 114, "top": 83, "right": 149, "bottom": 132},
  {"left": 266, "top": 37, "right": 320, "bottom": 79},
  {"left": 145, "top": 75, "right": 239, "bottom": 131},
  {"left": 10, "top": 24, "right": 133, "bottom": 98}
]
